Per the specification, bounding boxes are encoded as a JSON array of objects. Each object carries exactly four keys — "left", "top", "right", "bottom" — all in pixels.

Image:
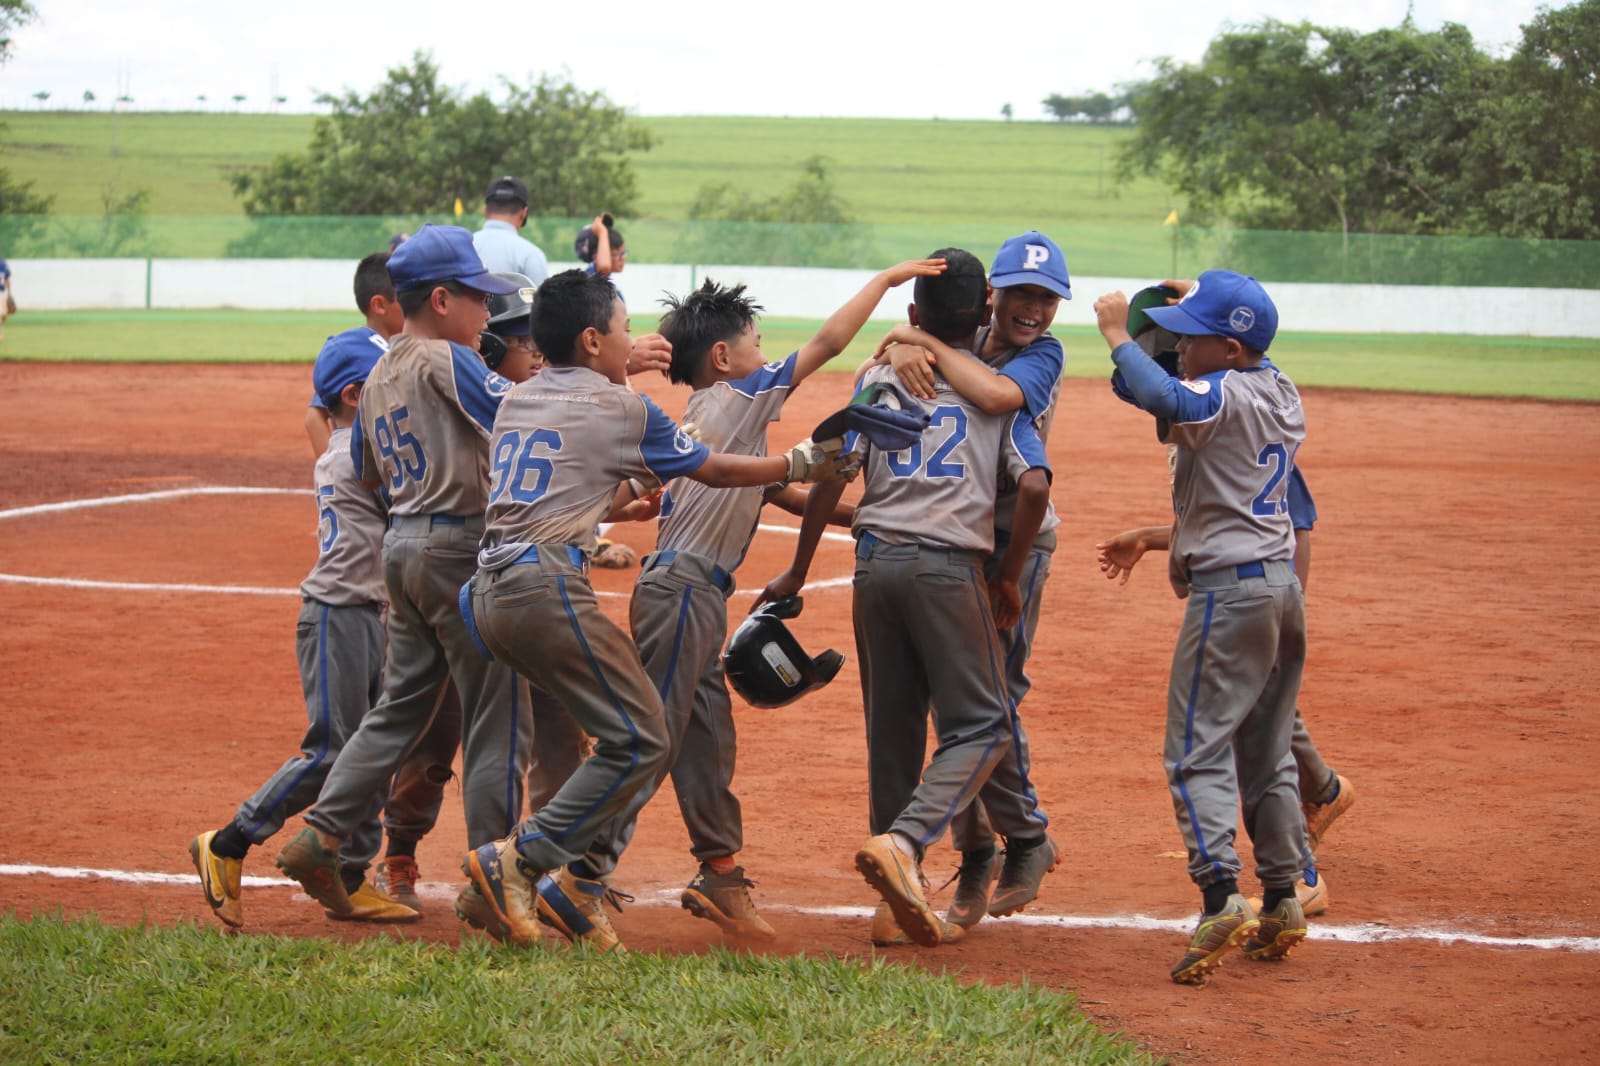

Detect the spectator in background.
[
  {"left": 576, "top": 213, "right": 626, "bottom": 283},
  {"left": 0, "top": 257, "right": 14, "bottom": 343},
  {"left": 472, "top": 176, "right": 549, "bottom": 283}
]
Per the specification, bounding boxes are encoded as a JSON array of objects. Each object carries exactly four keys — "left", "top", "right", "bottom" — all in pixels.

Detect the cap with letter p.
[
  {"left": 1144, "top": 269, "right": 1278, "bottom": 353},
  {"left": 386, "top": 223, "right": 522, "bottom": 296},
  {"left": 312, "top": 330, "right": 387, "bottom": 409},
  {"left": 988, "top": 230, "right": 1072, "bottom": 300}
]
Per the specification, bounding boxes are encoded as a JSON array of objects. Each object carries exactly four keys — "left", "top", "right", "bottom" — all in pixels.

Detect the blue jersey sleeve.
[
  {"left": 447, "top": 342, "right": 513, "bottom": 433},
  {"left": 1287, "top": 466, "right": 1317, "bottom": 531},
  {"left": 1008, "top": 413, "right": 1051, "bottom": 478},
  {"left": 350, "top": 418, "right": 372, "bottom": 483},
  {"left": 728, "top": 352, "right": 799, "bottom": 397},
  {"left": 1109, "top": 341, "right": 1224, "bottom": 423},
  {"left": 639, "top": 396, "right": 711, "bottom": 481},
  {"left": 995, "top": 335, "right": 1063, "bottom": 420}
]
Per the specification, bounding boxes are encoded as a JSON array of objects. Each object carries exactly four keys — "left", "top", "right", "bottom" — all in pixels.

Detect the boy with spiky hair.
[
  {"left": 457, "top": 269, "right": 855, "bottom": 953},
  {"left": 759, "top": 248, "right": 1054, "bottom": 948},
  {"left": 551, "top": 260, "right": 942, "bottom": 943}
]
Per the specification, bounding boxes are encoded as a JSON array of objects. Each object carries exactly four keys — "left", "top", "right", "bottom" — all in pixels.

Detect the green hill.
[{"left": 0, "top": 110, "right": 1176, "bottom": 230}]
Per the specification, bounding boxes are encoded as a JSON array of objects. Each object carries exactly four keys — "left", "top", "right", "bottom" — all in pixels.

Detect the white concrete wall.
[{"left": 9, "top": 258, "right": 1600, "bottom": 338}]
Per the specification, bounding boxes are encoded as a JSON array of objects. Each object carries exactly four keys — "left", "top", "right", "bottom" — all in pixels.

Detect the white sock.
[{"left": 890, "top": 833, "right": 918, "bottom": 863}]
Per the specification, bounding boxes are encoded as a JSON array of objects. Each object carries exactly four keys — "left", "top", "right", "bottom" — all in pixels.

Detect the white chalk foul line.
[
  {"left": 0, "top": 490, "right": 856, "bottom": 600},
  {"left": 6, "top": 863, "right": 1595, "bottom": 953}
]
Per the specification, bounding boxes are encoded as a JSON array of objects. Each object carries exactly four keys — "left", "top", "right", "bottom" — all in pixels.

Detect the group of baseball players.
[{"left": 187, "top": 209, "right": 1355, "bottom": 983}]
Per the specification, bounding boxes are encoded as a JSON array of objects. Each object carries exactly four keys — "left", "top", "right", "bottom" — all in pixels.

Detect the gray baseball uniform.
[
  {"left": 233, "top": 426, "right": 387, "bottom": 872},
  {"left": 305, "top": 334, "right": 533, "bottom": 851},
  {"left": 468, "top": 364, "right": 710, "bottom": 874},
  {"left": 851, "top": 362, "right": 1051, "bottom": 852},
  {"left": 577, "top": 352, "right": 804, "bottom": 877},
  {"left": 951, "top": 327, "right": 1064, "bottom": 854},
  {"left": 1112, "top": 344, "right": 1309, "bottom": 890}
]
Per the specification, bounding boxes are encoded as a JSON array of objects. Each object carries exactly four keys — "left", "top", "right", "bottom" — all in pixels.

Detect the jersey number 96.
[{"left": 489, "top": 429, "right": 563, "bottom": 504}]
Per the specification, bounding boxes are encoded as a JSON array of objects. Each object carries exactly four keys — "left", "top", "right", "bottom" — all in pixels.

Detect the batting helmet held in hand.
[
  {"left": 813, "top": 380, "right": 932, "bottom": 452},
  {"left": 723, "top": 596, "right": 845, "bottom": 709}
]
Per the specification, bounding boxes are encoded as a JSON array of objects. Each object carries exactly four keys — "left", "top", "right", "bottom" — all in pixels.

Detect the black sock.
[
  {"left": 341, "top": 867, "right": 365, "bottom": 895},
  {"left": 1202, "top": 879, "right": 1239, "bottom": 915},
  {"left": 1262, "top": 884, "right": 1294, "bottom": 912},
  {"left": 210, "top": 823, "right": 252, "bottom": 860},
  {"left": 964, "top": 844, "right": 998, "bottom": 864},
  {"left": 384, "top": 838, "right": 418, "bottom": 859},
  {"left": 1004, "top": 835, "right": 1043, "bottom": 855},
  {"left": 569, "top": 859, "right": 602, "bottom": 881}
]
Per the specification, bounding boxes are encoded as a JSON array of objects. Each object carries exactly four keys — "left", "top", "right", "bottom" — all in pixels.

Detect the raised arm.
[{"left": 793, "top": 259, "right": 946, "bottom": 383}]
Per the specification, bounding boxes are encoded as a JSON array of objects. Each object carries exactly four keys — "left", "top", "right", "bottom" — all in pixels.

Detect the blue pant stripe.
[
  {"left": 655, "top": 586, "right": 694, "bottom": 701},
  {"left": 1175, "top": 591, "right": 1217, "bottom": 868},
  {"left": 548, "top": 575, "right": 640, "bottom": 842},
  {"left": 246, "top": 603, "right": 334, "bottom": 837}
]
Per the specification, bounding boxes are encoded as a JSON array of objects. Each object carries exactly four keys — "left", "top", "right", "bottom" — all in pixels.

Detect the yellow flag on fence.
[
  {"left": 1163, "top": 209, "right": 1180, "bottom": 226},
  {"left": 453, "top": 197, "right": 464, "bottom": 218}
]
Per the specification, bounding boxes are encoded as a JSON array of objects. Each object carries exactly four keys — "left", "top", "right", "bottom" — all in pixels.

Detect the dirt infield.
[{"left": 2, "top": 362, "right": 1597, "bottom": 1064}]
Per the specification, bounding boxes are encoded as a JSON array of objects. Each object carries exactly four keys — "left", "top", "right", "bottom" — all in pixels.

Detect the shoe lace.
[
  {"left": 935, "top": 852, "right": 994, "bottom": 897},
  {"left": 601, "top": 887, "right": 634, "bottom": 914}
]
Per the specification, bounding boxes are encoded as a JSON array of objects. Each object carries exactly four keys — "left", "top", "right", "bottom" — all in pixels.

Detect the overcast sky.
[{"left": 3, "top": 0, "right": 1552, "bottom": 120}]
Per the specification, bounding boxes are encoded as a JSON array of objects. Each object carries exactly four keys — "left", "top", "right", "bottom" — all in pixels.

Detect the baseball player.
[
  {"left": 759, "top": 249, "right": 1053, "bottom": 948},
  {"left": 456, "top": 269, "right": 851, "bottom": 953},
  {"left": 1097, "top": 284, "right": 1355, "bottom": 919},
  {"left": 274, "top": 224, "right": 535, "bottom": 919},
  {"left": 548, "top": 260, "right": 945, "bottom": 943},
  {"left": 304, "top": 251, "right": 404, "bottom": 457},
  {"left": 189, "top": 332, "right": 417, "bottom": 927},
  {"left": 0, "top": 256, "right": 13, "bottom": 343},
  {"left": 1094, "top": 270, "right": 1310, "bottom": 984},
  {"left": 865, "top": 231, "right": 1072, "bottom": 936}
]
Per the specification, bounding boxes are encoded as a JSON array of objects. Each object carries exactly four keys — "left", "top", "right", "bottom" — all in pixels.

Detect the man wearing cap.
[
  {"left": 1094, "top": 270, "right": 1311, "bottom": 983},
  {"left": 275, "top": 224, "right": 538, "bottom": 920},
  {"left": 473, "top": 175, "right": 549, "bottom": 283}
]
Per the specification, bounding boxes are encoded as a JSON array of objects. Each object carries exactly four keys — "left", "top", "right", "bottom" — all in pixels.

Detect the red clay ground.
[{"left": 1, "top": 362, "right": 1597, "bottom": 1064}]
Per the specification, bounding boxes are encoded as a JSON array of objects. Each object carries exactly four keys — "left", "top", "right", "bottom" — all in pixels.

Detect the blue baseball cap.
[
  {"left": 386, "top": 223, "right": 521, "bottom": 295},
  {"left": 1144, "top": 269, "right": 1278, "bottom": 352},
  {"left": 313, "top": 329, "right": 388, "bottom": 408},
  {"left": 988, "top": 231, "right": 1072, "bottom": 300}
]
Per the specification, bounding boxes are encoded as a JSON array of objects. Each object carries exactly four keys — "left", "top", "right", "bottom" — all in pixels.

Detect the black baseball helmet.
[
  {"left": 486, "top": 272, "right": 536, "bottom": 335},
  {"left": 723, "top": 596, "right": 844, "bottom": 709}
]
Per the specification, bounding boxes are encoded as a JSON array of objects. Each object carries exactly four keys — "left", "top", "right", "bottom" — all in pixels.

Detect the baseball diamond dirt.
[{"left": 1, "top": 362, "right": 1596, "bottom": 1063}]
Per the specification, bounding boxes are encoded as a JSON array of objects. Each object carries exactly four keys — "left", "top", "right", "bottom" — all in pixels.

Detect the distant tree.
[
  {"left": 82, "top": 89, "right": 95, "bottom": 106},
  {"left": 1118, "top": 18, "right": 1493, "bottom": 237},
  {"left": 0, "top": 0, "right": 36, "bottom": 65},
  {"left": 231, "top": 93, "right": 246, "bottom": 107},
  {"left": 0, "top": 0, "right": 51, "bottom": 226},
  {"left": 230, "top": 51, "right": 654, "bottom": 223},
  {"left": 1456, "top": 0, "right": 1600, "bottom": 239},
  {"left": 31, "top": 89, "right": 47, "bottom": 104},
  {"left": 676, "top": 154, "right": 875, "bottom": 267},
  {"left": 116, "top": 94, "right": 132, "bottom": 105},
  {"left": 1043, "top": 92, "right": 1119, "bottom": 123},
  {"left": 49, "top": 184, "right": 158, "bottom": 256},
  {"left": 1001, "top": 102, "right": 1013, "bottom": 121}
]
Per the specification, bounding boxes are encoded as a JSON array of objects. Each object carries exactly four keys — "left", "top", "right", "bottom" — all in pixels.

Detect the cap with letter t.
[
  {"left": 988, "top": 230, "right": 1072, "bottom": 299},
  {"left": 1143, "top": 269, "right": 1278, "bottom": 353}
]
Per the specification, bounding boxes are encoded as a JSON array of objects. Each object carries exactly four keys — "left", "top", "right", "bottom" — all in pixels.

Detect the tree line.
[{"left": 1111, "top": 3, "right": 1599, "bottom": 241}]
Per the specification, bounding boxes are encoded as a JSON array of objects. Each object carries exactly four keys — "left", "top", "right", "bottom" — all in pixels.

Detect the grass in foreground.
[
  {"left": 0, "top": 914, "right": 1156, "bottom": 1066},
  {"left": 2, "top": 311, "right": 1597, "bottom": 402}
]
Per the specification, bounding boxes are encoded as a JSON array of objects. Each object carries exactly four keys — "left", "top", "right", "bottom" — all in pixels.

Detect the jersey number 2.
[{"left": 1252, "top": 442, "right": 1294, "bottom": 516}]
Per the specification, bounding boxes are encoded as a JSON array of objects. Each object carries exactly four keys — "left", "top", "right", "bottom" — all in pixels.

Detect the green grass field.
[
  {"left": 2, "top": 311, "right": 1595, "bottom": 401},
  {"left": 0, "top": 915, "right": 1157, "bottom": 1065}
]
